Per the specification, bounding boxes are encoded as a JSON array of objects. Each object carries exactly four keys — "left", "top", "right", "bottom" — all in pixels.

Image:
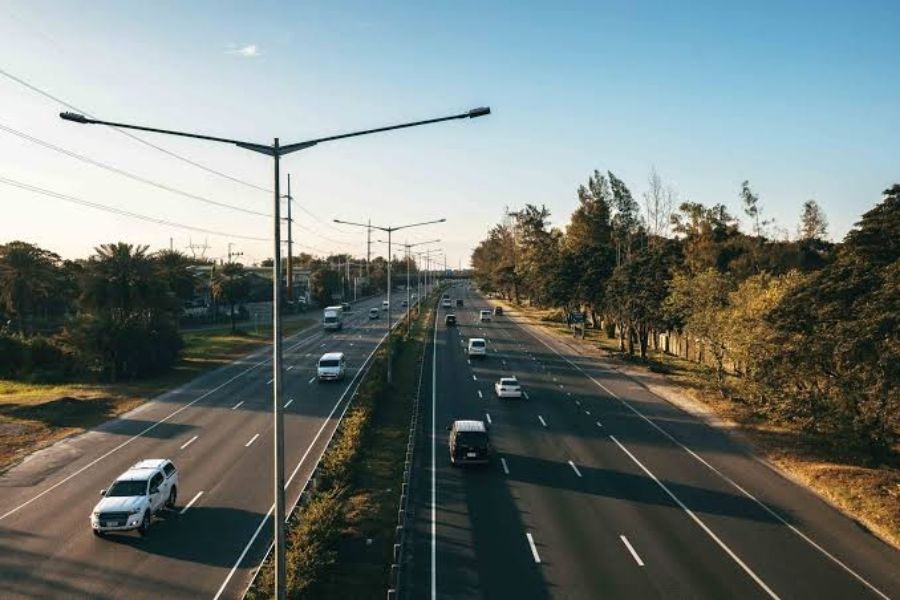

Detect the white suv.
[
  {"left": 467, "top": 338, "right": 487, "bottom": 358},
  {"left": 91, "top": 459, "right": 178, "bottom": 536}
]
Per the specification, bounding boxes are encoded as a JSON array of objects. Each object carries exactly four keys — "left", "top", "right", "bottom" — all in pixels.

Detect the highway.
[
  {"left": 404, "top": 283, "right": 900, "bottom": 599},
  {"left": 0, "top": 292, "right": 419, "bottom": 599}
]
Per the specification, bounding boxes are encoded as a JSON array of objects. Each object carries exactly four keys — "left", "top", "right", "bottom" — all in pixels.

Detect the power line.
[
  {"left": 0, "top": 174, "right": 270, "bottom": 242},
  {"left": 0, "top": 65, "right": 272, "bottom": 193},
  {"left": 0, "top": 121, "right": 271, "bottom": 218}
]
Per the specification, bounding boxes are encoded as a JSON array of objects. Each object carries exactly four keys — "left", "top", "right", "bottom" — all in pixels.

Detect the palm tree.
[
  {"left": 211, "top": 262, "right": 250, "bottom": 332},
  {"left": 0, "top": 241, "right": 64, "bottom": 335}
]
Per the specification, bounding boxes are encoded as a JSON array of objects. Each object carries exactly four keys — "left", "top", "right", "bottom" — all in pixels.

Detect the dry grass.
[
  {"left": 0, "top": 317, "right": 314, "bottom": 474},
  {"left": 496, "top": 299, "right": 900, "bottom": 549}
]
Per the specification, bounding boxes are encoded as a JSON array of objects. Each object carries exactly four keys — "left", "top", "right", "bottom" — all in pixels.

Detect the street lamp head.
[
  {"left": 468, "top": 107, "right": 491, "bottom": 118},
  {"left": 60, "top": 111, "right": 89, "bottom": 123}
]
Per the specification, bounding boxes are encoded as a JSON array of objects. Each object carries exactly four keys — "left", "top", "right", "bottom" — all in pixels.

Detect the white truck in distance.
[
  {"left": 90, "top": 459, "right": 178, "bottom": 536},
  {"left": 323, "top": 305, "right": 344, "bottom": 330}
]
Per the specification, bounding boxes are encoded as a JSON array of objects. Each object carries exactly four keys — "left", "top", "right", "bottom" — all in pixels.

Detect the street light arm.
[
  {"left": 334, "top": 218, "right": 388, "bottom": 232},
  {"left": 59, "top": 111, "right": 257, "bottom": 148},
  {"left": 392, "top": 218, "right": 446, "bottom": 232},
  {"left": 298, "top": 107, "right": 490, "bottom": 147}
]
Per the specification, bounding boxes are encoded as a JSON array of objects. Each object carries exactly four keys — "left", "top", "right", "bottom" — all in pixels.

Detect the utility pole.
[
  {"left": 366, "top": 219, "right": 372, "bottom": 281},
  {"left": 227, "top": 243, "right": 244, "bottom": 263},
  {"left": 284, "top": 174, "right": 294, "bottom": 303}
]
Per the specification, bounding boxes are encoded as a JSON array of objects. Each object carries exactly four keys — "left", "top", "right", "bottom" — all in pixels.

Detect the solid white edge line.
[
  {"left": 179, "top": 435, "right": 198, "bottom": 450},
  {"left": 610, "top": 435, "right": 780, "bottom": 599},
  {"left": 231, "top": 400, "right": 244, "bottom": 410},
  {"left": 222, "top": 304, "right": 398, "bottom": 600},
  {"left": 515, "top": 316, "right": 890, "bottom": 600},
  {"left": 620, "top": 534, "right": 645, "bottom": 567},
  {"left": 526, "top": 532, "right": 542, "bottom": 564},
  {"left": 244, "top": 433, "right": 260, "bottom": 448},
  {"left": 538, "top": 415, "right": 547, "bottom": 428},
  {"left": 179, "top": 491, "right": 203, "bottom": 515},
  {"left": 568, "top": 460, "right": 583, "bottom": 478},
  {"left": 500, "top": 457, "right": 509, "bottom": 475},
  {"left": 432, "top": 298, "right": 438, "bottom": 600}
]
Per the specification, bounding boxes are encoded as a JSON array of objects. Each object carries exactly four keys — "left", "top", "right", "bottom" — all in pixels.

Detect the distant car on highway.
[
  {"left": 445, "top": 314, "right": 457, "bottom": 326},
  {"left": 448, "top": 420, "right": 490, "bottom": 465},
  {"left": 441, "top": 298, "right": 452, "bottom": 309},
  {"left": 456, "top": 298, "right": 464, "bottom": 307},
  {"left": 341, "top": 302, "right": 351, "bottom": 312},
  {"left": 493, "top": 306, "right": 503, "bottom": 316},
  {"left": 401, "top": 299, "right": 408, "bottom": 307},
  {"left": 382, "top": 300, "right": 390, "bottom": 310},
  {"left": 495, "top": 376, "right": 522, "bottom": 399},
  {"left": 317, "top": 352, "right": 346, "bottom": 381},
  {"left": 479, "top": 309, "right": 492, "bottom": 322},
  {"left": 369, "top": 307, "right": 380, "bottom": 319},
  {"left": 91, "top": 459, "right": 178, "bottom": 536},
  {"left": 467, "top": 337, "right": 487, "bottom": 358}
]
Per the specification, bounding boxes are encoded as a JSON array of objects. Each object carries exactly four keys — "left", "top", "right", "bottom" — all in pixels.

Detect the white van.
[
  {"left": 467, "top": 338, "right": 487, "bottom": 358},
  {"left": 479, "top": 309, "right": 492, "bottom": 322},
  {"left": 317, "top": 352, "right": 346, "bottom": 381}
]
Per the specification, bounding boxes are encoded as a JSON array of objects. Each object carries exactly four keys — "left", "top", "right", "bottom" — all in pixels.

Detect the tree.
[
  {"left": 761, "top": 185, "right": 899, "bottom": 460},
  {"left": 211, "top": 262, "right": 250, "bottom": 332},
  {"left": 798, "top": 199, "right": 829, "bottom": 241},
  {"left": 606, "top": 240, "right": 680, "bottom": 358},
  {"left": 565, "top": 170, "right": 616, "bottom": 323},
  {"left": 642, "top": 167, "right": 675, "bottom": 243},
  {"left": 0, "top": 241, "right": 68, "bottom": 335},
  {"left": 740, "top": 179, "right": 772, "bottom": 238},
  {"left": 154, "top": 249, "right": 197, "bottom": 309},
  {"left": 665, "top": 268, "right": 734, "bottom": 390},
  {"left": 66, "top": 243, "right": 181, "bottom": 381},
  {"left": 308, "top": 261, "right": 341, "bottom": 307}
]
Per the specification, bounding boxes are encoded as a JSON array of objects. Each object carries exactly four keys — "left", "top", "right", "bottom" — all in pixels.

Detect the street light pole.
[
  {"left": 334, "top": 218, "right": 445, "bottom": 384},
  {"left": 60, "top": 105, "right": 489, "bottom": 600}
]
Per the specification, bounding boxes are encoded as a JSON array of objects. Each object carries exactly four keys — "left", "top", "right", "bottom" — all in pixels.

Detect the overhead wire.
[{"left": 0, "top": 174, "right": 269, "bottom": 242}]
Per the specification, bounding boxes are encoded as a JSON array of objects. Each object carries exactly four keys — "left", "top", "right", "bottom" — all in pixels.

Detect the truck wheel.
[
  {"left": 138, "top": 511, "right": 151, "bottom": 536},
  {"left": 166, "top": 486, "right": 177, "bottom": 509}
]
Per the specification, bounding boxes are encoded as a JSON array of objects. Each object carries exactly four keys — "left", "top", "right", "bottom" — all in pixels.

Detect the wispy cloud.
[{"left": 226, "top": 44, "right": 261, "bottom": 58}]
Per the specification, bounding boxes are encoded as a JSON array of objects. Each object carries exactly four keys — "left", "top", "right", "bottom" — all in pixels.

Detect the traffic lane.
[
  {"left": 430, "top": 309, "right": 548, "bottom": 600},
  {"left": 505, "top": 307, "right": 900, "bottom": 599},
  {"left": 477, "top": 322, "right": 761, "bottom": 599},
  {"left": 0, "top": 299, "right": 389, "bottom": 599}
]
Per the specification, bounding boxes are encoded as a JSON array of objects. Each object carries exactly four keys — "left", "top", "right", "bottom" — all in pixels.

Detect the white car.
[
  {"left": 91, "top": 459, "right": 178, "bottom": 536},
  {"left": 317, "top": 352, "right": 346, "bottom": 381},
  {"left": 441, "top": 298, "right": 452, "bottom": 309},
  {"left": 495, "top": 376, "right": 523, "bottom": 399},
  {"left": 479, "top": 309, "right": 492, "bottom": 322},
  {"left": 467, "top": 338, "right": 487, "bottom": 358},
  {"left": 369, "top": 307, "right": 380, "bottom": 319},
  {"left": 382, "top": 300, "right": 390, "bottom": 309}
]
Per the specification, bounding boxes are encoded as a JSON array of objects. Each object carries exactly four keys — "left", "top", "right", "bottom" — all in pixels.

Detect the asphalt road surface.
[
  {"left": 0, "top": 291, "right": 425, "bottom": 600},
  {"left": 404, "top": 283, "right": 900, "bottom": 599}
]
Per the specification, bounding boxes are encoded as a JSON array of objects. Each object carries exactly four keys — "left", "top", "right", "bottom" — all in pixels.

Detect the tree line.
[
  {"left": 0, "top": 241, "right": 415, "bottom": 382},
  {"left": 472, "top": 173, "right": 898, "bottom": 461}
]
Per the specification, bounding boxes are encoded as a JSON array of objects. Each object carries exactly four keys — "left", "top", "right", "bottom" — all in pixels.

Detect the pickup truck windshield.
[{"left": 107, "top": 480, "right": 147, "bottom": 497}]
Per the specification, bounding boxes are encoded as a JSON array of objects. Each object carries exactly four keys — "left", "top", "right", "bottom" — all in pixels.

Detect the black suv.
[
  {"left": 448, "top": 420, "right": 490, "bottom": 465},
  {"left": 445, "top": 314, "right": 457, "bottom": 326},
  {"left": 456, "top": 298, "right": 464, "bottom": 307}
]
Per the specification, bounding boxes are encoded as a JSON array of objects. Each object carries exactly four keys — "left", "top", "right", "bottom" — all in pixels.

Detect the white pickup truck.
[{"left": 90, "top": 459, "right": 178, "bottom": 536}]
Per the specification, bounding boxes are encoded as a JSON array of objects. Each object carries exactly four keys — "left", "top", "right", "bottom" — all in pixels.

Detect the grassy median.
[
  {"left": 497, "top": 299, "right": 900, "bottom": 549},
  {"left": 0, "top": 316, "right": 315, "bottom": 474},
  {"left": 248, "top": 296, "right": 436, "bottom": 599}
]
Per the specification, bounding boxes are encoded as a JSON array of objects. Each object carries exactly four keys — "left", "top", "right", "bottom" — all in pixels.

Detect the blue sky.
[{"left": 1, "top": 1, "right": 898, "bottom": 267}]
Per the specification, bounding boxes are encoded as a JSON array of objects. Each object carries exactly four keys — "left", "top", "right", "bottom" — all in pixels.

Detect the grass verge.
[
  {"left": 248, "top": 295, "right": 436, "bottom": 599},
  {"left": 0, "top": 316, "right": 315, "bottom": 474},
  {"left": 495, "top": 298, "right": 900, "bottom": 549}
]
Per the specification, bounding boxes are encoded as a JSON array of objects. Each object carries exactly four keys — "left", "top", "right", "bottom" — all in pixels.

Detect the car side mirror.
[{"left": 99, "top": 489, "right": 106, "bottom": 496}]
